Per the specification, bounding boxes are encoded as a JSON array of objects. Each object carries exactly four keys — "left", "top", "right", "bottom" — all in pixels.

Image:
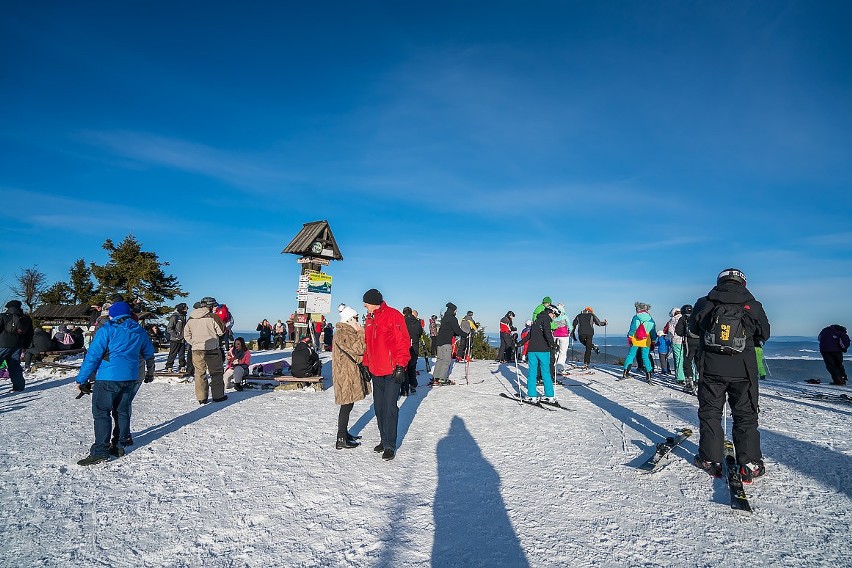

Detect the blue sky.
[{"left": 2, "top": 1, "right": 851, "bottom": 336}]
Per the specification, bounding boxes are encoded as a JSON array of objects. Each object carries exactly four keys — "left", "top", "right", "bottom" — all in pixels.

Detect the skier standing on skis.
[
  {"left": 458, "top": 310, "right": 477, "bottom": 362},
  {"left": 552, "top": 304, "right": 572, "bottom": 374},
  {"left": 571, "top": 307, "right": 607, "bottom": 369},
  {"left": 519, "top": 305, "right": 559, "bottom": 403},
  {"left": 499, "top": 311, "right": 516, "bottom": 363},
  {"left": 620, "top": 303, "right": 657, "bottom": 382},
  {"left": 432, "top": 302, "right": 468, "bottom": 386},
  {"left": 690, "top": 268, "right": 771, "bottom": 483}
]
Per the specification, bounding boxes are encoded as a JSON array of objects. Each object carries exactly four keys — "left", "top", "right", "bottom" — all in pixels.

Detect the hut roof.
[{"left": 281, "top": 220, "right": 343, "bottom": 260}]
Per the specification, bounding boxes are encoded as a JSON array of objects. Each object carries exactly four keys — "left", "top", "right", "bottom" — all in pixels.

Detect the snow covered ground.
[{"left": 1, "top": 350, "right": 849, "bottom": 567}]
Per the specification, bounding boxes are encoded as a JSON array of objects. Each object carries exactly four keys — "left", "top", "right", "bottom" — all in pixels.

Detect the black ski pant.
[
  {"left": 682, "top": 339, "right": 699, "bottom": 382},
  {"left": 499, "top": 333, "right": 514, "bottom": 362},
  {"left": 697, "top": 373, "right": 761, "bottom": 465},
  {"left": 821, "top": 351, "right": 848, "bottom": 383},
  {"left": 401, "top": 345, "right": 418, "bottom": 395},
  {"left": 579, "top": 334, "right": 594, "bottom": 365},
  {"left": 430, "top": 336, "right": 438, "bottom": 356},
  {"left": 164, "top": 340, "right": 186, "bottom": 369}
]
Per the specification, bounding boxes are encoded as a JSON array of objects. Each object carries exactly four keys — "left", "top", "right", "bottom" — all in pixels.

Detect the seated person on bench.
[
  {"left": 291, "top": 335, "right": 322, "bottom": 378},
  {"left": 52, "top": 325, "right": 78, "bottom": 351},
  {"left": 25, "top": 328, "right": 54, "bottom": 370}
]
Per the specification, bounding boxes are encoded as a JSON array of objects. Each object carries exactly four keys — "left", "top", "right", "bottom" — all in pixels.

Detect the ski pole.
[
  {"left": 465, "top": 332, "right": 471, "bottom": 385},
  {"left": 513, "top": 342, "right": 523, "bottom": 400},
  {"left": 604, "top": 323, "right": 607, "bottom": 366}
]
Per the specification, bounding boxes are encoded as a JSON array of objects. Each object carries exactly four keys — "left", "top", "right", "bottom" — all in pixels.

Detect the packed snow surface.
[{"left": 1, "top": 350, "right": 849, "bottom": 567}]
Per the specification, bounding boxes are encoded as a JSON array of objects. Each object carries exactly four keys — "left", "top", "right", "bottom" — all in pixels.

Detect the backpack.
[
  {"left": 701, "top": 303, "right": 748, "bottom": 354},
  {"left": 3, "top": 313, "right": 22, "bottom": 336},
  {"left": 215, "top": 305, "right": 232, "bottom": 326},
  {"left": 634, "top": 322, "right": 648, "bottom": 341},
  {"left": 60, "top": 332, "right": 75, "bottom": 346}
]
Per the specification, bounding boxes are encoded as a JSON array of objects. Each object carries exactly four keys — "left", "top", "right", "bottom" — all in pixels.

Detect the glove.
[
  {"left": 392, "top": 365, "right": 406, "bottom": 384},
  {"left": 144, "top": 375, "right": 154, "bottom": 383},
  {"left": 76, "top": 382, "right": 92, "bottom": 399},
  {"left": 358, "top": 364, "right": 372, "bottom": 382}
]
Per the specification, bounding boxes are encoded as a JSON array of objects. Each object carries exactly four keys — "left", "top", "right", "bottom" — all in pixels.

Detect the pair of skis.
[{"left": 498, "top": 392, "right": 572, "bottom": 411}]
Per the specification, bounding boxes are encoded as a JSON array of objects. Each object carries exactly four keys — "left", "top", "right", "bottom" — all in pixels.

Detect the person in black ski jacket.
[
  {"left": 291, "top": 335, "right": 322, "bottom": 378},
  {"left": 818, "top": 324, "right": 850, "bottom": 385},
  {"left": 499, "top": 311, "right": 516, "bottom": 363},
  {"left": 0, "top": 300, "right": 34, "bottom": 391},
  {"left": 571, "top": 307, "right": 607, "bottom": 368},
  {"left": 675, "top": 304, "right": 700, "bottom": 391},
  {"left": 402, "top": 307, "right": 424, "bottom": 395},
  {"left": 164, "top": 303, "right": 189, "bottom": 372},
  {"left": 519, "top": 305, "right": 559, "bottom": 403},
  {"left": 432, "top": 302, "right": 468, "bottom": 385},
  {"left": 689, "top": 268, "right": 770, "bottom": 483}
]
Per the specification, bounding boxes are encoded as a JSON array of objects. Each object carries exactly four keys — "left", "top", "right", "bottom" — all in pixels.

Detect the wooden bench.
[
  {"left": 244, "top": 374, "right": 324, "bottom": 392},
  {"left": 34, "top": 349, "right": 86, "bottom": 363}
]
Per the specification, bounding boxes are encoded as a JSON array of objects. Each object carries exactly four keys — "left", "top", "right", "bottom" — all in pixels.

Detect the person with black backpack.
[
  {"left": 689, "top": 268, "right": 771, "bottom": 483},
  {"left": 0, "top": 300, "right": 34, "bottom": 392}
]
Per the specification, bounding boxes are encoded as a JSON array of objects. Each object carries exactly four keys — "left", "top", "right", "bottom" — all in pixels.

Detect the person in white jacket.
[
  {"left": 666, "top": 308, "right": 685, "bottom": 384},
  {"left": 552, "top": 303, "right": 572, "bottom": 374}
]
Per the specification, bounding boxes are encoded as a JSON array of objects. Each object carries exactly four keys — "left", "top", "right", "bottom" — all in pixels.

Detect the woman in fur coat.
[{"left": 332, "top": 303, "right": 370, "bottom": 449}]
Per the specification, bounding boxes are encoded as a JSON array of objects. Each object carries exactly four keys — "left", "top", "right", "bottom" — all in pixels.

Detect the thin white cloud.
[{"left": 78, "top": 131, "right": 300, "bottom": 193}]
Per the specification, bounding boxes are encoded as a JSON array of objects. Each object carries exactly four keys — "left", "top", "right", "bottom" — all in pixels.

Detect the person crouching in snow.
[
  {"left": 621, "top": 302, "right": 657, "bottom": 383},
  {"left": 331, "top": 304, "right": 368, "bottom": 449},
  {"left": 519, "top": 305, "right": 559, "bottom": 404}
]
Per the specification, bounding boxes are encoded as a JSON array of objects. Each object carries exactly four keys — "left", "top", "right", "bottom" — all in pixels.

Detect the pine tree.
[
  {"left": 41, "top": 282, "right": 74, "bottom": 305},
  {"left": 90, "top": 234, "right": 187, "bottom": 313},
  {"left": 69, "top": 258, "right": 95, "bottom": 305}
]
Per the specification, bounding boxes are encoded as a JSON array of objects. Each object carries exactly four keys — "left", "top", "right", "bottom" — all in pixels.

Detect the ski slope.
[{"left": 0, "top": 350, "right": 849, "bottom": 567}]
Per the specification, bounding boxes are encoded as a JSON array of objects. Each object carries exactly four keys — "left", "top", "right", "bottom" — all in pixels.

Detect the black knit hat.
[
  {"left": 363, "top": 288, "right": 383, "bottom": 305},
  {"left": 5, "top": 300, "right": 22, "bottom": 309},
  {"left": 446, "top": 302, "right": 457, "bottom": 312}
]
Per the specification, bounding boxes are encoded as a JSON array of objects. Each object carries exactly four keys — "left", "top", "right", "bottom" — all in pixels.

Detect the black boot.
[
  {"left": 621, "top": 368, "right": 630, "bottom": 380},
  {"left": 336, "top": 436, "right": 359, "bottom": 449},
  {"left": 645, "top": 371, "right": 652, "bottom": 384},
  {"left": 347, "top": 433, "right": 362, "bottom": 443}
]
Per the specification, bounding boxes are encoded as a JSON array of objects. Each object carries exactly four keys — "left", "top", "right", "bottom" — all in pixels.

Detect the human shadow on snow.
[
  {"left": 131, "top": 389, "right": 267, "bottom": 450},
  {"left": 430, "top": 416, "right": 529, "bottom": 567}
]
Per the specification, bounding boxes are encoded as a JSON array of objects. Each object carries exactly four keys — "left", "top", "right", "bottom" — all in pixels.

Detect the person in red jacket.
[{"left": 362, "top": 288, "right": 410, "bottom": 461}]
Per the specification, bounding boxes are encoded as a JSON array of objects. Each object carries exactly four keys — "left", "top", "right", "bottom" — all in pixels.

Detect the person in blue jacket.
[{"left": 75, "top": 301, "right": 155, "bottom": 466}]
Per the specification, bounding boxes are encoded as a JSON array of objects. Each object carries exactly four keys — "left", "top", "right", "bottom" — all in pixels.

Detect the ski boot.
[
  {"left": 645, "top": 371, "right": 653, "bottom": 384},
  {"left": 620, "top": 368, "right": 630, "bottom": 381},
  {"left": 739, "top": 461, "right": 766, "bottom": 484},
  {"left": 693, "top": 455, "right": 723, "bottom": 478},
  {"left": 522, "top": 395, "right": 540, "bottom": 403}
]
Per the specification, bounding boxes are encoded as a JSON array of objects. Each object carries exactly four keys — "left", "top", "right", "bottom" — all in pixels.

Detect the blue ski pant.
[
  {"left": 372, "top": 375, "right": 399, "bottom": 451},
  {"left": 624, "top": 346, "right": 651, "bottom": 371},
  {"left": 527, "top": 351, "right": 554, "bottom": 397}
]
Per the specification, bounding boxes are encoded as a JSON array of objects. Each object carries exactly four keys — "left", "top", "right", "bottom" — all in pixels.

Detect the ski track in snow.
[{"left": 1, "top": 352, "right": 849, "bottom": 567}]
